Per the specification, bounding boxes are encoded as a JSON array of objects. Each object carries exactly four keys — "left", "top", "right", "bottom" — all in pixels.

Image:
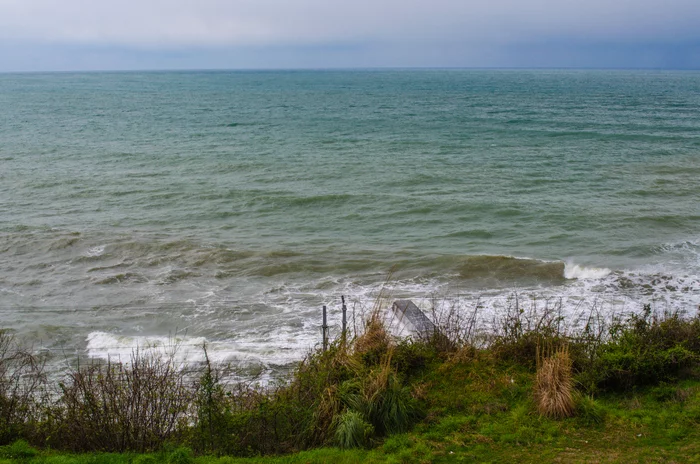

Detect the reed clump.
[{"left": 534, "top": 345, "right": 575, "bottom": 419}]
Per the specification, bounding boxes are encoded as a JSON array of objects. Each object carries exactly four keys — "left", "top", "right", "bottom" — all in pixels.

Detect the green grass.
[
  {"left": 4, "top": 356, "right": 700, "bottom": 463},
  {"left": 4, "top": 306, "right": 700, "bottom": 462}
]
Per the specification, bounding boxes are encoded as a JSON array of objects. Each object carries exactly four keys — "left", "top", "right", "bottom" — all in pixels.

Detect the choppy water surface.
[{"left": 1, "top": 70, "right": 699, "bottom": 375}]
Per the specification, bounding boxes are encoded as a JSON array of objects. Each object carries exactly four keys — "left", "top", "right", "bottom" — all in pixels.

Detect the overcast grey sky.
[{"left": 1, "top": 0, "right": 699, "bottom": 71}]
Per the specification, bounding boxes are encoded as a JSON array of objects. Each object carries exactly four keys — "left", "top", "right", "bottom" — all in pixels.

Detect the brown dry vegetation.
[{"left": 535, "top": 345, "right": 575, "bottom": 419}]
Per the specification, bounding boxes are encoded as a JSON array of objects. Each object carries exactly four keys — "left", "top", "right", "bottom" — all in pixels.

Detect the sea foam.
[{"left": 564, "top": 262, "right": 611, "bottom": 280}]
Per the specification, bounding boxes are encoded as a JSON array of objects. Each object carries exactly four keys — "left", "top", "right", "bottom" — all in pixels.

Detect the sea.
[{"left": 1, "top": 69, "right": 699, "bottom": 377}]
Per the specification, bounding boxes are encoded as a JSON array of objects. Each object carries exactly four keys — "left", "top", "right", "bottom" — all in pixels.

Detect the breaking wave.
[{"left": 564, "top": 262, "right": 611, "bottom": 280}]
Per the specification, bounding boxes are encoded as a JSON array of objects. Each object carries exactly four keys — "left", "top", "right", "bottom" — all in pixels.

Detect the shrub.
[
  {"left": 575, "top": 395, "right": 606, "bottom": 426},
  {"left": 489, "top": 297, "right": 574, "bottom": 370},
  {"left": 354, "top": 318, "right": 390, "bottom": 367},
  {"left": 340, "top": 364, "right": 421, "bottom": 437},
  {"left": 0, "top": 331, "right": 48, "bottom": 446},
  {"left": 391, "top": 340, "right": 436, "bottom": 377},
  {"left": 55, "top": 349, "right": 192, "bottom": 453},
  {"left": 191, "top": 348, "right": 241, "bottom": 455},
  {"left": 587, "top": 308, "right": 700, "bottom": 391}
]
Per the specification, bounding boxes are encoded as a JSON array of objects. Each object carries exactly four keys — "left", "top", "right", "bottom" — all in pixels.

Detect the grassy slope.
[{"left": 5, "top": 353, "right": 700, "bottom": 464}]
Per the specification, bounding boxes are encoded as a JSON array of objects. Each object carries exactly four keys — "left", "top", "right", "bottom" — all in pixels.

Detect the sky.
[{"left": 0, "top": 0, "right": 699, "bottom": 72}]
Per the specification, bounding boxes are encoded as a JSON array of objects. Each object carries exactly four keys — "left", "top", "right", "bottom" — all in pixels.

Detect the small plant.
[
  {"left": 575, "top": 395, "right": 606, "bottom": 425},
  {"left": 354, "top": 317, "right": 391, "bottom": 367},
  {"left": 334, "top": 410, "right": 373, "bottom": 449},
  {"left": 535, "top": 345, "right": 575, "bottom": 419},
  {"left": 193, "top": 345, "right": 238, "bottom": 454},
  {"left": 490, "top": 296, "right": 572, "bottom": 369},
  {"left": 391, "top": 340, "right": 436, "bottom": 377}
]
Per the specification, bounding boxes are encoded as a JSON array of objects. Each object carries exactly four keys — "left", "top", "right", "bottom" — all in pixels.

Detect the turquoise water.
[{"left": 1, "top": 70, "right": 699, "bottom": 372}]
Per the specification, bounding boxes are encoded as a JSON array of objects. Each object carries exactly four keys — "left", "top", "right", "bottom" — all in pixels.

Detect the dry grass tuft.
[
  {"left": 353, "top": 318, "right": 391, "bottom": 362},
  {"left": 534, "top": 344, "right": 575, "bottom": 419},
  {"left": 351, "top": 268, "right": 395, "bottom": 365},
  {"left": 447, "top": 344, "right": 477, "bottom": 365},
  {"left": 363, "top": 361, "right": 392, "bottom": 404}
]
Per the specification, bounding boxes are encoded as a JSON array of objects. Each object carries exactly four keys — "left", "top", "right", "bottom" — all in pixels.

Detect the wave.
[
  {"left": 85, "top": 245, "right": 106, "bottom": 257},
  {"left": 86, "top": 332, "right": 213, "bottom": 364},
  {"left": 105, "top": 239, "right": 256, "bottom": 267},
  {"left": 444, "top": 230, "right": 494, "bottom": 239},
  {"left": 655, "top": 240, "right": 700, "bottom": 258},
  {"left": 156, "top": 269, "right": 201, "bottom": 285},
  {"left": 86, "top": 330, "right": 318, "bottom": 371},
  {"left": 457, "top": 255, "right": 565, "bottom": 284},
  {"left": 564, "top": 262, "right": 611, "bottom": 280},
  {"left": 47, "top": 235, "right": 80, "bottom": 250},
  {"left": 222, "top": 121, "right": 263, "bottom": 128},
  {"left": 95, "top": 272, "right": 149, "bottom": 285},
  {"left": 274, "top": 193, "right": 356, "bottom": 208},
  {"left": 10, "top": 246, "right": 700, "bottom": 383}
]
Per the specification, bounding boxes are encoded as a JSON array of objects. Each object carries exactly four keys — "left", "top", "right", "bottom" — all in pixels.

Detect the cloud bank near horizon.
[{"left": 1, "top": 0, "right": 699, "bottom": 71}]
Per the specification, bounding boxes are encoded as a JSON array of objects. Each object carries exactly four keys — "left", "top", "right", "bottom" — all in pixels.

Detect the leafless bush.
[
  {"left": 56, "top": 347, "right": 193, "bottom": 452},
  {"left": 0, "top": 330, "right": 49, "bottom": 445},
  {"left": 424, "top": 295, "right": 481, "bottom": 350}
]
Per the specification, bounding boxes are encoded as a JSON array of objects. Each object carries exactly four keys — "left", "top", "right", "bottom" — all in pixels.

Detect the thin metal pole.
[
  {"left": 322, "top": 305, "right": 328, "bottom": 352},
  {"left": 341, "top": 295, "right": 347, "bottom": 339}
]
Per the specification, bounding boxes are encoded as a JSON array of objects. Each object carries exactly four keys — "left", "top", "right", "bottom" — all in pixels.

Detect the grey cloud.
[{"left": 1, "top": 0, "right": 699, "bottom": 47}]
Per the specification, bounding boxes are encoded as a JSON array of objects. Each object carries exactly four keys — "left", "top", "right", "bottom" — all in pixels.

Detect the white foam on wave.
[
  {"left": 86, "top": 332, "right": 211, "bottom": 364},
  {"left": 81, "top": 254, "right": 700, "bottom": 383},
  {"left": 86, "top": 326, "right": 320, "bottom": 370},
  {"left": 656, "top": 240, "right": 700, "bottom": 269},
  {"left": 564, "top": 262, "right": 611, "bottom": 280},
  {"left": 0, "top": 287, "right": 22, "bottom": 295},
  {"left": 85, "top": 245, "right": 106, "bottom": 257}
]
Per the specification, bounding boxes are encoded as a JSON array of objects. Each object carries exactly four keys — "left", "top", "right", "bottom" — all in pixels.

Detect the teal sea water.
[{"left": 1, "top": 70, "right": 699, "bottom": 373}]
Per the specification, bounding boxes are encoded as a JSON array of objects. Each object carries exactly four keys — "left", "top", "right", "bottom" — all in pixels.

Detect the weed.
[{"left": 575, "top": 395, "right": 606, "bottom": 426}]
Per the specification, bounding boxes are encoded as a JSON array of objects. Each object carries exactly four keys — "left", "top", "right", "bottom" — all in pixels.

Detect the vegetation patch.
[{"left": 1, "top": 300, "right": 700, "bottom": 462}]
